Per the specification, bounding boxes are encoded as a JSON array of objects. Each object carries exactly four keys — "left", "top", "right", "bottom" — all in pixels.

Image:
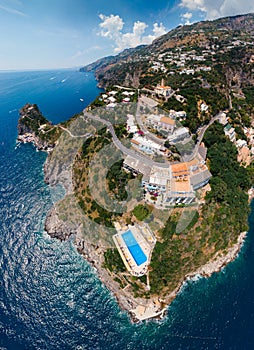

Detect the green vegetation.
[
  {"left": 163, "top": 97, "right": 184, "bottom": 112},
  {"left": 148, "top": 123, "right": 251, "bottom": 296},
  {"left": 20, "top": 104, "right": 49, "bottom": 132},
  {"left": 114, "top": 123, "right": 128, "bottom": 138},
  {"left": 204, "top": 123, "right": 250, "bottom": 188},
  {"left": 247, "top": 162, "right": 254, "bottom": 184},
  {"left": 19, "top": 103, "right": 63, "bottom": 145},
  {"left": 103, "top": 248, "right": 126, "bottom": 273},
  {"left": 73, "top": 129, "right": 122, "bottom": 227},
  {"left": 149, "top": 212, "right": 200, "bottom": 294},
  {"left": 132, "top": 204, "right": 152, "bottom": 221},
  {"left": 243, "top": 86, "right": 254, "bottom": 106},
  {"left": 203, "top": 122, "right": 250, "bottom": 232},
  {"left": 107, "top": 160, "right": 134, "bottom": 201},
  {"left": 78, "top": 16, "right": 254, "bottom": 299}
]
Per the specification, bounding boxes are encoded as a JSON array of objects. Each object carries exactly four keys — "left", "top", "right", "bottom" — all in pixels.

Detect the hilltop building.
[
  {"left": 159, "top": 116, "right": 175, "bottom": 132},
  {"left": 145, "top": 114, "right": 175, "bottom": 133},
  {"left": 125, "top": 153, "right": 212, "bottom": 206},
  {"left": 154, "top": 79, "right": 173, "bottom": 98},
  {"left": 130, "top": 136, "right": 165, "bottom": 155},
  {"left": 224, "top": 123, "right": 236, "bottom": 143}
]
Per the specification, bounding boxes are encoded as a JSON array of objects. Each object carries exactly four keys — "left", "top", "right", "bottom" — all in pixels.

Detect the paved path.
[
  {"left": 135, "top": 102, "right": 165, "bottom": 146},
  {"left": 182, "top": 113, "right": 221, "bottom": 162},
  {"left": 83, "top": 111, "right": 169, "bottom": 169},
  {"left": 82, "top": 109, "right": 223, "bottom": 167},
  {"left": 59, "top": 125, "right": 92, "bottom": 139}
]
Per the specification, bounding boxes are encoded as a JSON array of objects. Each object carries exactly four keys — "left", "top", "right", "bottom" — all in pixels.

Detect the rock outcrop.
[{"left": 17, "top": 103, "right": 61, "bottom": 152}]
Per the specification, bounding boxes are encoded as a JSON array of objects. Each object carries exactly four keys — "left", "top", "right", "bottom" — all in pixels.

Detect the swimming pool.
[{"left": 122, "top": 230, "right": 147, "bottom": 266}]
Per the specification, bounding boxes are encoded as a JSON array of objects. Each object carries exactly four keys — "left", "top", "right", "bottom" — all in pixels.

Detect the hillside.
[
  {"left": 81, "top": 13, "right": 254, "bottom": 88},
  {"left": 16, "top": 13, "right": 254, "bottom": 322},
  {"left": 81, "top": 13, "right": 254, "bottom": 134},
  {"left": 81, "top": 14, "right": 254, "bottom": 112}
]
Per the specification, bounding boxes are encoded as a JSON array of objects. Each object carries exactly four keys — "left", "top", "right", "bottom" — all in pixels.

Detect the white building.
[
  {"left": 127, "top": 114, "right": 138, "bottom": 134},
  {"left": 154, "top": 79, "right": 173, "bottom": 97},
  {"left": 108, "top": 96, "right": 116, "bottom": 103},
  {"left": 224, "top": 124, "right": 236, "bottom": 143},
  {"left": 158, "top": 116, "right": 175, "bottom": 132},
  {"left": 131, "top": 136, "right": 163, "bottom": 155},
  {"left": 236, "top": 139, "right": 247, "bottom": 148},
  {"left": 167, "top": 127, "right": 190, "bottom": 143},
  {"left": 219, "top": 112, "right": 228, "bottom": 126},
  {"left": 145, "top": 114, "right": 175, "bottom": 133},
  {"left": 200, "top": 102, "right": 209, "bottom": 112}
]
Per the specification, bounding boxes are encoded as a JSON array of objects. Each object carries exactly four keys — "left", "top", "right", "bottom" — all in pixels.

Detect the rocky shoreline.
[
  {"left": 17, "top": 133, "right": 54, "bottom": 153},
  {"left": 78, "top": 229, "right": 247, "bottom": 322},
  {"left": 17, "top": 104, "right": 249, "bottom": 323},
  {"left": 163, "top": 231, "right": 247, "bottom": 307},
  {"left": 44, "top": 201, "right": 247, "bottom": 322},
  {"left": 17, "top": 103, "right": 59, "bottom": 153}
]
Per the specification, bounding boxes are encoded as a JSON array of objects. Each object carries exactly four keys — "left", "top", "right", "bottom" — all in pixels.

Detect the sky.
[{"left": 0, "top": 0, "right": 253, "bottom": 71}]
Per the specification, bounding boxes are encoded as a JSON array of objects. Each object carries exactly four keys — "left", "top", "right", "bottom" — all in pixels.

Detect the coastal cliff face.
[
  {"left": 44, "top": 207, "right": 74, "bottom": 241},
  {"left": 80, "top": 13, "right": 254, "bottom": 98},
  {"left": 44, "top": 205, "right": 167, "bottom": 321},
  {"left": 17, "top": 13, "right": 254, "bottom": 322},
  {"left": 17, "top": 103, "right": 62, "bottom": 152}
]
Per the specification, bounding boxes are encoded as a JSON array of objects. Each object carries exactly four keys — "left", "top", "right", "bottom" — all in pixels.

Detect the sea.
[{"left": 0, "top": 69, "right": 254, "bottom": 350}]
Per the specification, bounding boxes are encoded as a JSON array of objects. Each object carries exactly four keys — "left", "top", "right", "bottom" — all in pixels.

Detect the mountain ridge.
[{"left": 80, "top": 13, "right": 254, "bottom": 89}]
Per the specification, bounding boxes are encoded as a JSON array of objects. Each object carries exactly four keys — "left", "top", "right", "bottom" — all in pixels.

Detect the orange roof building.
[
  {"left": 159, "top": 116, "right": 175, "bottom": 125},
  {"left": 131, "top": 139, "right": 140, "bottom": 146},
  {"left": 158, "top": 116, "right": 175, "bottom": 132},
  {"left": 171, "top": 163, "right": 189, "bottom": 177}
]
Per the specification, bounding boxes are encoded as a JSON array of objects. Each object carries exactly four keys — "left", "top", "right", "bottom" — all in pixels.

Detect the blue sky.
[{"left": 0, "top": 0, "right": 253, "bottom": 70}]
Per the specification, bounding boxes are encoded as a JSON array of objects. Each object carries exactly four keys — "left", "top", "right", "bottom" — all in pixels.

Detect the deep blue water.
[{"left": 1, "top": 69, "right": 254, "bottom": 350}]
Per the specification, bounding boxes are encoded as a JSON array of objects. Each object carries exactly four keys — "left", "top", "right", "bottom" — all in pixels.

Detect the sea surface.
[{"left": 0, "top": 69, "right": 254, "bottom": 350}]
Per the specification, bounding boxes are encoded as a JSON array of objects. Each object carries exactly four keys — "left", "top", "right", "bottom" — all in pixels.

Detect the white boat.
[
  {"left": 80, "top": 98, "right": 84, "bottom": 102},
  {"left": 15, "top": 141, "right": 21, "bottom": 150}
]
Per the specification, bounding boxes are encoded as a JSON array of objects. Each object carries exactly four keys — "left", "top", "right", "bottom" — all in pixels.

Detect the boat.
[{"left": 15, "top": 141, "right": 21, "bottom": 150}]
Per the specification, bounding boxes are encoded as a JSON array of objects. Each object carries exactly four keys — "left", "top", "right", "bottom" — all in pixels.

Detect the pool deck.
[
  {"left": 130, "top": 300, "right": 167, "bottom": 321},
  {"left": 113, "top": 224, "right": 156, "bottom": 276}
]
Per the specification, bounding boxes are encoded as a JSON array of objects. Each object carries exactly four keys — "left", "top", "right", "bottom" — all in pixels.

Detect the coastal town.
[
  {"left": 79, "top": 74, "right": 253, "bottom": 288},
  {"left": 17, "top": 74, "right": 254, "bottom": 321},
  {"left": 16, "top": 14, "right": 254, "bottom": 322}
]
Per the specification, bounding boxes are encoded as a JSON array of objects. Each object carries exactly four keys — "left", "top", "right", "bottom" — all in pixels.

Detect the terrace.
[{"left": 113, "top": 224, "right": 156, "bottom": 276}]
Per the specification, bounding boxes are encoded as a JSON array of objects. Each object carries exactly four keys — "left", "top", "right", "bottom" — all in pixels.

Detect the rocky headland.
[
  {"left": 16, "top": 13, "right": 254, "bottom": 322},
  {"left": 17, "top": 103, "right": 62, "bottom": 152},
  {"left": 17, "top": 102, "right": 249, "bottom": 322}
]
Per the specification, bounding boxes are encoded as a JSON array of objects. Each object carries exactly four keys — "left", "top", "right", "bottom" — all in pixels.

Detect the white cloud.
[
  {"left": 179, "top": 0, "right": 254, "bottom": 20},
  {"left": 180, "top": 12, "right": 193, "bottom": 25},
  {"left": 98, "top": 14, "right": 167, "bottom": 53},
  {"left": 182, "top": 12, "right": 193, "bottom": 19},
  {"left": 0, "top": 3, "right": 27, "bottom": 16},
  {"left": 152, "top": 23, "right": 167, "bottom": 37},
  {"left": 99, "top": 14, "right": 124, "bottom": 40}
]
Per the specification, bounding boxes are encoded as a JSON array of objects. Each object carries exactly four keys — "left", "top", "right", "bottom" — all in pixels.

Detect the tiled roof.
[{"left": 159, "top": 116, "right": 175, "bottom": 125}]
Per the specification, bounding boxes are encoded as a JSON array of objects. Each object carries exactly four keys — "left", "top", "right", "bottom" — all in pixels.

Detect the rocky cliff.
[
  {"left": 80, "top": 13, "right": 254, "bottom": 90},
  {"left": 17, "top": 103, "right": 62, "bottom": 152}
]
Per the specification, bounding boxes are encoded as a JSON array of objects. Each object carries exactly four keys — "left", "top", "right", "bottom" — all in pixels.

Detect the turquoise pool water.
[{"left": 122, "top": 230, "right": 147, "bottom": 266}]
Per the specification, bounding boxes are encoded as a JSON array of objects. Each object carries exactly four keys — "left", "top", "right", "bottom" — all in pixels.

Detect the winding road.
[
  {"left": 83, "top": 111, "right": 169, "bottom": 169},
  {"left": 182, "top": 112, "right": 222, "bottom": 162},
  {"left": 82, "top": 108, "right": 223, "bottom": 168}
]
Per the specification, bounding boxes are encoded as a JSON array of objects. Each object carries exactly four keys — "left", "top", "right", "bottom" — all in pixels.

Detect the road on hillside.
[
  {"left": 83, "top": 111, "right": 169, "bottom": 169},
  {"left": 135, "top": 101, "right": 165, "bottom": 146},
  {"left": 182, "top": 113, "right": 222, "bottom": 162}
]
